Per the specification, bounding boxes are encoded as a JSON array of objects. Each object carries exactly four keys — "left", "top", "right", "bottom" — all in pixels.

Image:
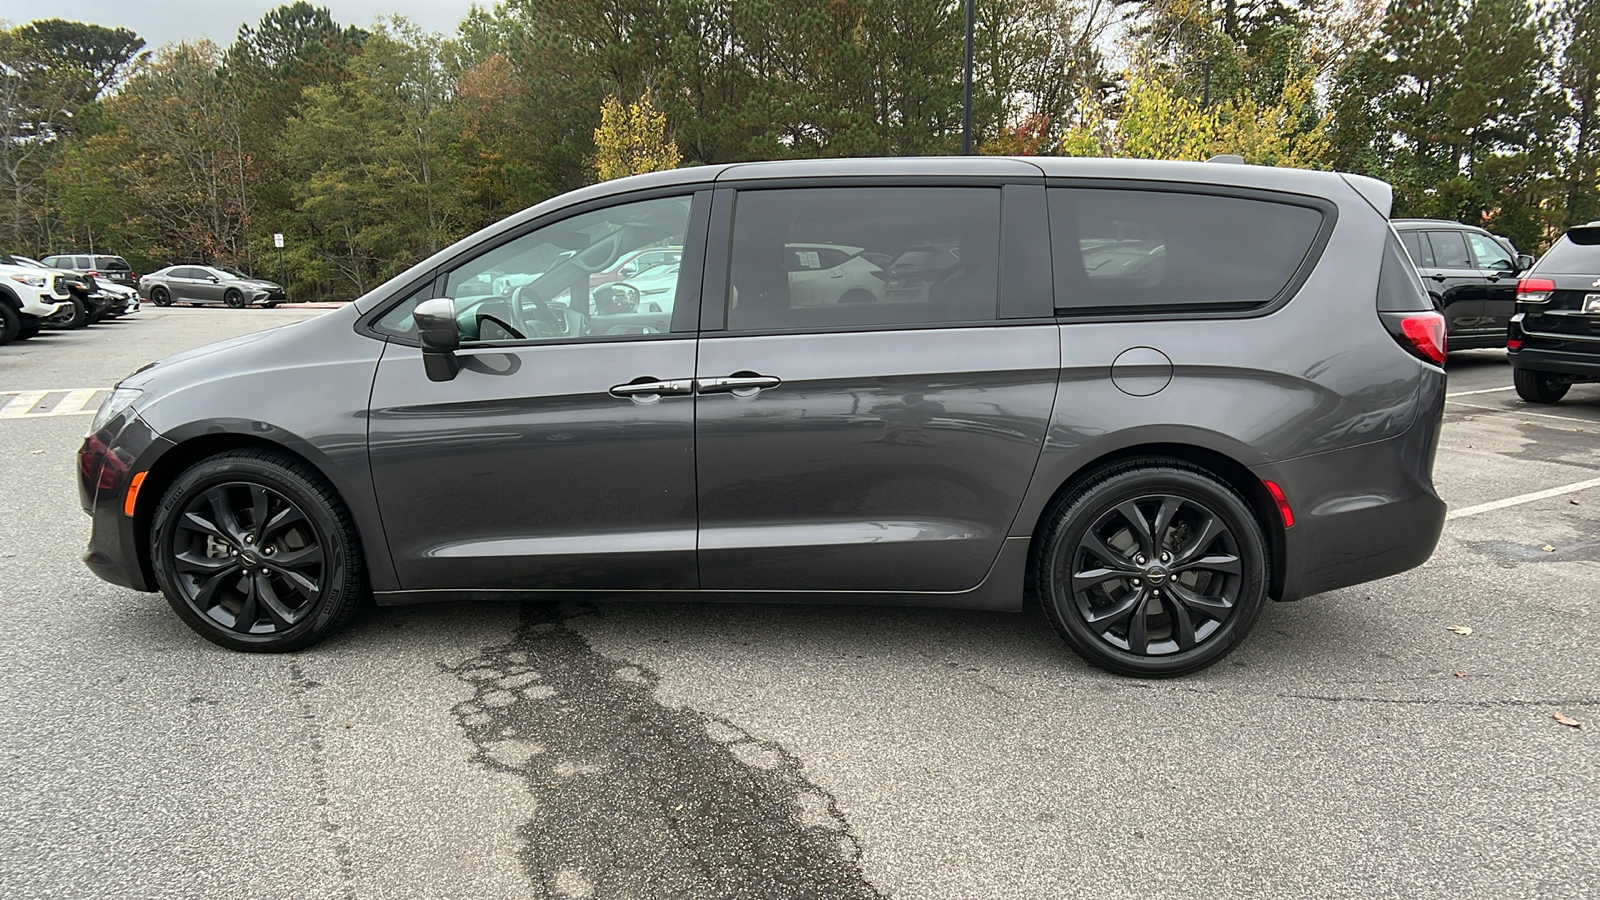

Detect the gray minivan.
[{"left": 78, "top": 158, "right": 1447, "bottom": 677}]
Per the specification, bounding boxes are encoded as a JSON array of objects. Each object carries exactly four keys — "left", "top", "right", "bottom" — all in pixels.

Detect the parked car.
[
  {"left": 1507, "top": 221, "right": 1600, "bottom": 403},
  {"left": 11, "top": 255, "right": 100, "bottom": 328},
  {"left": 139, "top": 265, "right": 286, "bottom": 308},
  {"left": 1392, "top": 219, "right": 1534, "bottom": 350},
  {"left": 80, "top": 157, "right": 1446, "bottom": 678},
  {"left": 0, "top": 250, "right": 72, "bottom": 343},
  {"left": 588, "top": 246, "right": 683, "bottom": 287},
  {"left": 42, "top": 253, "right": 139, "bottom": 290},
  {"left": 783, "top": 242, "right": 886, "bottom": 306},
  {"left": 599, "top": 262, "right": 681, "bottom": 314}
]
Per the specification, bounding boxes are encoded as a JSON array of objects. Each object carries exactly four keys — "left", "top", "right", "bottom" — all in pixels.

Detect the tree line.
[{"left": 1, "top": 0, "right": 1595, "bottom": 301}]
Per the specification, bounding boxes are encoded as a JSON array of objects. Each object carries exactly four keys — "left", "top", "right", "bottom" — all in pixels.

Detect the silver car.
[{"left": 140, "top": 265, "right": 286, "bottom": 309}]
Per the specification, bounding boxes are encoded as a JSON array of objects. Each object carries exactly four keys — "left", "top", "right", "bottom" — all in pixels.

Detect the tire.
[
  {"left": 150, "top": 450, "right": 368, "bottom": 652},
  {"left": 150, "top": 286, "right": 171, "bottom": 307},
  {"left": 224, "top": 289, "right": 245, "bottom": 309},
  {"left": 14, "top": 317, "right": 40, "bottom": 340},
  {"left": 0, "top": 302, "right": 19, "bottom": 344},
  {"left": 263, "top": 302, "right": 280, "bottom": 309},
  {"left": 839, "top": 289, "right": 876, "bottom": 304},
  {"left": 1513, "top": 367, "right": 1569, "bottom": 404},
  {"left": 1033, "top": 460, "right": 1269, "bottom": 677},
  {"left": 60, "top": 297, "right": 89, "bottom": 328}
]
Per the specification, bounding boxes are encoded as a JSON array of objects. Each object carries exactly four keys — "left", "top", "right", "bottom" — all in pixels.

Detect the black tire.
[
  {"left": 60, "top": 297, "right": 89, "bottom": 328},
  {"left": 14, "top": 317, "right": 40, "bottom": 340},
  {"left": 263, "top": 302, "right": 280, "bottom": 309},
  {"left": 1033, "top": 460, "right": 1269, "bottom": 677},
  {"left": 150, "top": 449, "right": 367, "bottom": 652},
  {"left": 1513, "top": 367, "right": 1569, "bottom": 404},
  {"left": 839, "top": 289, "right": 876, "bottom": 304},
  {"left": 224, "top": 289, "right": 245, "bottom": 309},
  {"left": 0, "top": 302, "right": 19, "bottom": 344},
  {"left": 150, "top": 286, "right": 171, "bottom": 307}
]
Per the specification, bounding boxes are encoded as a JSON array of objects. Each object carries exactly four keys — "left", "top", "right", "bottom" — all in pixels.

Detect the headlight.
[
  {"left": 9, "top": 272, "right": 48, "bottom": 287},
  {"left": 89, "top": 387, "right": 142, "bottom": 435}
]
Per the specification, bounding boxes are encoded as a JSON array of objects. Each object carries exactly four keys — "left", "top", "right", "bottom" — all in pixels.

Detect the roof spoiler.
[
  {"left": 1340, "top": 173, "right": 1393, "bottom": 219},
  {"left": 1205, "top": 154, "right": 1246, "bottom": 164}
]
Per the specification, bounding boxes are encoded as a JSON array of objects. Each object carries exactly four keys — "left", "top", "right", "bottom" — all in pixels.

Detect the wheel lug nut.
[
  {"left": 1161, "top": 552, "right": 1170, "bottom": 562},
  {"left": 1132, "top": 579, "right": 1141, "bottom": 586},
  {"left": 244, "top": 535, "right": 253, "bottom": 544},
  {"left": 1136, "top": 555, "right": 1146, "bottom": 565}
]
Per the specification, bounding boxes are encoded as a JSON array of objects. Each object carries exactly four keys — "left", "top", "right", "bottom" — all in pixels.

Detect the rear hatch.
[{"left": 1519, "top": 226, "right": 1600, "bottom": 342}]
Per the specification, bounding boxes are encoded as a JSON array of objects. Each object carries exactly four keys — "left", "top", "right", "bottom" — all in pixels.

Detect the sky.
[{"left": 0, "top": 1, "right": 481, "bottom": 48}]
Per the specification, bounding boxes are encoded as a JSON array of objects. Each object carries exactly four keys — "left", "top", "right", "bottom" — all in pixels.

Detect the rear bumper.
[
  {"left": 1507, "top": 344, "right": 1600, "bottom": 380},
  {"left": 1253, "top": 376, "right": 1447, "bottom": 602}
]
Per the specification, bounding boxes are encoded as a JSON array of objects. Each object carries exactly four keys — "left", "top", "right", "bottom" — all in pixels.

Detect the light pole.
[{"left": 962, "top": 0, "right": 975, "bottom": 155}]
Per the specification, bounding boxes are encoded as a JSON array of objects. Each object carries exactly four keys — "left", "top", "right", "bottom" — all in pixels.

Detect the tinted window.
[
  {"left": 377, "top": 195, "right": 693, "bottom": 343},
  {"left": 98, "top": 257, "right": 131, "bottom": 271},
  {"left": 1467, "top": 233, "right": 1515, "bottom": 271},
  {"left": 1534, "top": 228, "right": 1600, "bottom": 273},
  {"left": 1424, "top": 231, "right": 1473, "bottom": 269},
  {"left": 1049, "top": 188, "right": 1322, "bottom": 311},
  {"left": 726, "top": 187, "right": 1000, "bottom": 331},
  {"left": 1377, "top": 232, "right": 1433, "bottom": 312},
  {"left": 73, "top": 256, "right": 92, "bottom": 269},
  {"left": 1398, "top": 231, "right": 1433, "bottom": 268}
]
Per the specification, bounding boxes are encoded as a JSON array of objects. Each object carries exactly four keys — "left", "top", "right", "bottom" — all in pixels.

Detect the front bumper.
[{"left": 80, "top": 412, "right": 169, "bottom": 592}]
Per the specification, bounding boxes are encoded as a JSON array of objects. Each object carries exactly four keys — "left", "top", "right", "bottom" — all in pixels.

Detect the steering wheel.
[{"left": 512, "top": 284, "right": 589, "bottom": 338}]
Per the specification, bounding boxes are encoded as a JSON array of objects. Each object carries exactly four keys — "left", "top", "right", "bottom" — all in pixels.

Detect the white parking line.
[
  {"left": 0, "top": 389, "right": 106, "bottom": 419},
  {"left": 1447, "top": 476, "right": 1600, "bottom": 520},
  {"left": 1446, "top": 386, "right": 1516, "bottom": 397},
  {"left": 1446, "top": 399, "right": 1595, "bottom": 427}
]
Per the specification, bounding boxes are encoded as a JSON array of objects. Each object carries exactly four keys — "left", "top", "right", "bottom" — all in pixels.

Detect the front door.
[
  {"left": 1466, "top": 231, "right": 1520, "bottom": 338},
  {"left": 367, "top": 193, "right": 705, "bottom": 592},
  {"left": 693, "top": 185, "right": 1058, "bottom": 593},
  {"left": 1421, "top": 230, "right": 1490, "bottom": 339}
]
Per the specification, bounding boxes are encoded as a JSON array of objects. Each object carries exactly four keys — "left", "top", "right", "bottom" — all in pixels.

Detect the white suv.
[{"left": 0, "top": 251, "right": 72, "bottom": 344}]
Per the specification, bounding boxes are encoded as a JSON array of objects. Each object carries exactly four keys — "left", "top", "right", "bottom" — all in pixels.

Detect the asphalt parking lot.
[{"left": 1, "top": 309, "right": 1595, "bottom": 899}]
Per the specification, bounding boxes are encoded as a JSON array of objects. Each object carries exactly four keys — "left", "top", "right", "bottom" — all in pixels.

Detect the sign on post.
[{"left": 273, "top": 233, "right": 284, "bottom": 248}]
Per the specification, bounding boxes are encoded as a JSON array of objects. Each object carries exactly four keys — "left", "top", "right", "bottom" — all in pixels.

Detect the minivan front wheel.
[
  {"left": 1513, "top": 368, "right": 1569, "bottom": 404},
  {"left": 1036, "top": 462, "right": 1268, "bottom": 677},
  {"left": 151, "top": 450, "right": 366, "bottom": 652}
]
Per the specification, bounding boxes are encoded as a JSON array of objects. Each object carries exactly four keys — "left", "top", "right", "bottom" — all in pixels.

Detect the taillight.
[
  {"left": 1380, "top": 310, "right": 1446, "bottom": 365},
  {"left": 1507, "top": 338, "right": 1523, "bottom": 350},
  {"left": 1516, "top": 277, "right": 1554, "bottom": 303},
  {"left": 87, "top": 270, "right": 98, "bottom": 277}
]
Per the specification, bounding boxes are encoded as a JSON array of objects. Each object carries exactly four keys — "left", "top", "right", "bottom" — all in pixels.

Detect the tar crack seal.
[{"left": 447, "top": 604, "right": 884, "bottom": 900}]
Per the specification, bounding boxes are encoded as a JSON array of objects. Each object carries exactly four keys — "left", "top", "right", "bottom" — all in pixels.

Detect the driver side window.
[
  {"left": 444, "top": 195, "right": 692, "bottom": 345},
  {"left": 1467, "top": 232, "right": 1515, "bottom": 272}
]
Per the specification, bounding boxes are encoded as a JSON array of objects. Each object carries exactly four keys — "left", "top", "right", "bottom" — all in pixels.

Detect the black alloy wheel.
[
  {"left": 1036, "top": 461, "right": 1267, "bottom": 677},
  {"left": 150, "top": 286, "right": 171, "bottom": 307},
  {"left": 224, "top": 288, "right": 245, "bottom": 309},
  {"left": 151, "top": 450, "right": 366, "bottom": 652},
  {"left": 1513, "top": 368, "right": 1570, "bottom": 404}
]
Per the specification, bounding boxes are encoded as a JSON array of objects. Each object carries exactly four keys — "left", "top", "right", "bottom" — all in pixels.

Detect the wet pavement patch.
[{"left": 447, "top": 604, "right": 883, "bottom": 900}]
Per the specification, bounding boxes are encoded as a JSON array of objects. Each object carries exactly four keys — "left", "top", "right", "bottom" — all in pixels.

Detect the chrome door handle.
[
  {"left": 696, "top": 374, "right": 782, "bottom": 396},
  {"left": 609, "top": 378, "right": 694, "bottom": 398}
]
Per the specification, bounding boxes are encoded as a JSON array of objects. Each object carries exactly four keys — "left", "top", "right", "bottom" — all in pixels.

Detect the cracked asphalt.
[{"left": 1, "top": 313, "right": 1596, "bottom": 898}]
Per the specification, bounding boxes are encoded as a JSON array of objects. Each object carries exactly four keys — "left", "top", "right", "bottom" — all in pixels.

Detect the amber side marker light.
[
  {"left": 124, "top": 471, "right": 148, "bottom": 517},
  {"left": 1262, "top": 479, "right": 1295, "bottom": 528}
]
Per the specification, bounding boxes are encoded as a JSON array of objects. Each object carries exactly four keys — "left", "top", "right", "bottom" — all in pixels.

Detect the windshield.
[
  {"left": 0, "top": 251, "right": 15, "bottom": 266},
  {"left": 1537, "top": 228, "right": 1600, "bottom": 274}
]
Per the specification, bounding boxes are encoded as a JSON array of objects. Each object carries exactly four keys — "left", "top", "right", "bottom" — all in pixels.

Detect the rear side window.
[
  {"left": 1535, "top": 227, "right": 1600, "bottom": 273},
  {"left": 96, "top": 256, "right": 131, "bottom": 271},
  {"left": 1377, "top": 231, "right": 1433, "bottom": 312},
  {"left": 726, "top": 187, "right": 1001, "bottom": 332},
  {"left": 1424, "top": 231, "right": 1472, "bottom": 269},
  {"left": 74, "top": 256, "right": 92, "bottom": 269},
  {"left": 1398, "top": 231, "right": 1433, "bottom": 268},
  {"left": 1048, "top": 188, "right": 1323, "bottom": 312}
]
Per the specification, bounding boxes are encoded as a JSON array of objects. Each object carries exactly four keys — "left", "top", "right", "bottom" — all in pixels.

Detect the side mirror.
[
  {"left": 207, "top": 275, "right": 220, "bottom": 283},
  {"left": 1516, "top": 254, "right": 1535, "bottom": 273},
  {"left": 414, "top": 297, "right": 460, "bottom": 382}
]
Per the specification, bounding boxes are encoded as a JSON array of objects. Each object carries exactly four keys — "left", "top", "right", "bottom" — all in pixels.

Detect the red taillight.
[
  {"left": 87, "top": 270, "right": 98, "bottom": 277},
  {"left": 1516, "top": 277, "right": 1554, "bottom": 303},
  {"left": 1398, "top": 312, "right": 1447, "bottom": 364},
  {"left": 1507, "top": 338, "right": 1523, "bottom": 350},
  {"left": 1262, "top": 480, "right": 1294, "bottom": 528}
]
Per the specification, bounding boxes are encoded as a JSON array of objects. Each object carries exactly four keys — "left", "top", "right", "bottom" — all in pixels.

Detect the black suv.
[
  {"left": 1393, "top": 219, "right": 1534, "bottom": 350},
  {"left": 78, "top": 158, "right": 1448, "bottom": 677},
  {"left": 1507, "top": 222, "right": 1600, "bottom": 402}
]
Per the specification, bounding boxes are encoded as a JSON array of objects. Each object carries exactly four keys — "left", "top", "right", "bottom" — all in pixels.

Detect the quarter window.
[
  {"left": 1049, "top": 188, "right": 1323, "bottom": 312},
  {"left": 725, "top": 187, "right": 1001, "bottom": 332}
]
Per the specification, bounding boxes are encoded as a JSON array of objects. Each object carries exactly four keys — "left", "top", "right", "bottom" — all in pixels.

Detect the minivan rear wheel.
[
  {"left": 1513, "top": 368, "right": 1569, "bottom": 404},
  {"left": 1035, "top": 461, "right": 1268, "bottom": 677},
  {"left": 151, "top": 450, "right": 367, "bottom": 652}
]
